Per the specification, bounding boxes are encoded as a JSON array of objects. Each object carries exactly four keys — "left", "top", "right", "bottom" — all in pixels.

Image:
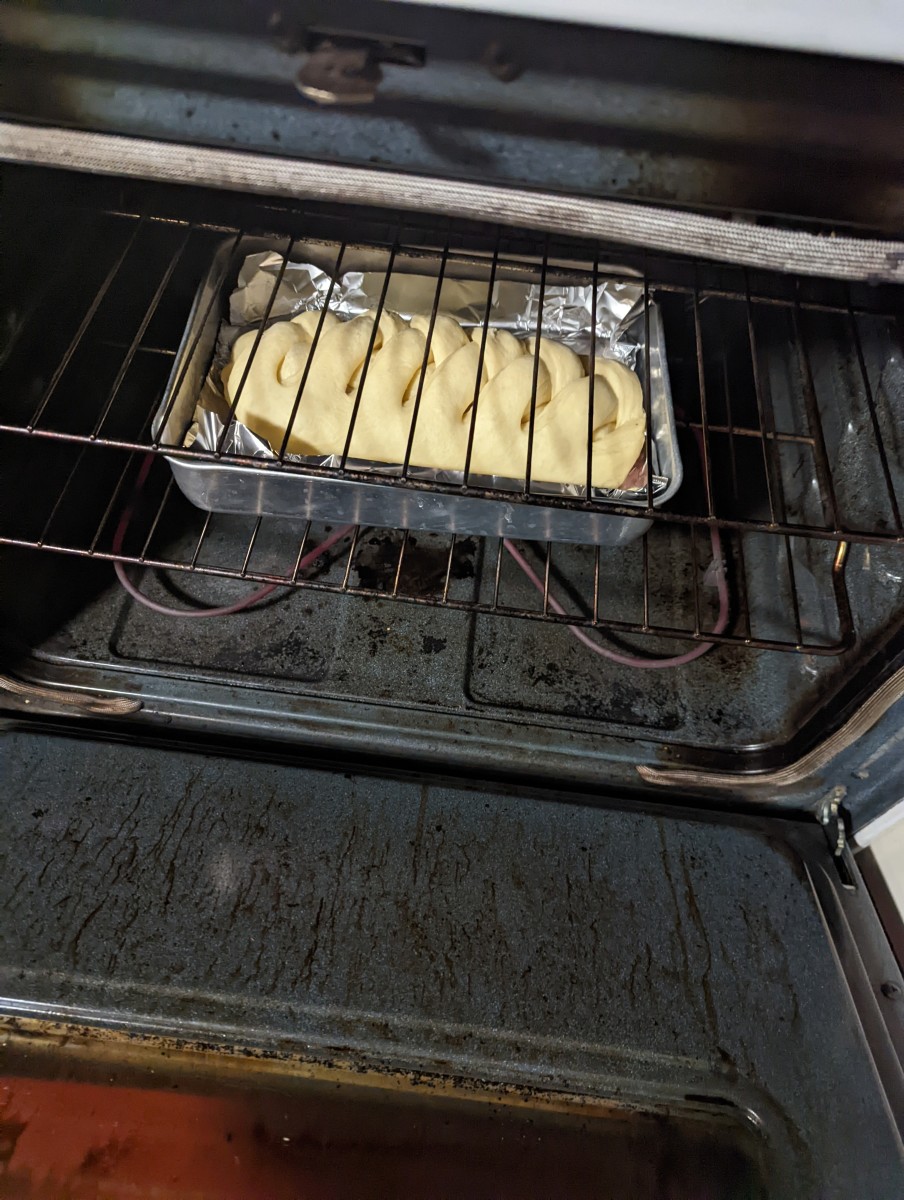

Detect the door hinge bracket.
[
  {"left": 817, "top": 786, "right": 847, "bottom": 857},
  {"left": 0, "top": 672, "right": 141, "bottom": 717}
]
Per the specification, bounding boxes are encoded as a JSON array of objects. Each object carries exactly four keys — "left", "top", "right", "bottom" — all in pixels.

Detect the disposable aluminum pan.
[{"left": 154, "top": 236, "right": 682, "bottom": 546}]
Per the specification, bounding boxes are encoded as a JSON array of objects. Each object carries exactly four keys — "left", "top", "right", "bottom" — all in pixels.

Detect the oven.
[{"left": 1, "top": 2, "right": 903, "bottom": 1196}]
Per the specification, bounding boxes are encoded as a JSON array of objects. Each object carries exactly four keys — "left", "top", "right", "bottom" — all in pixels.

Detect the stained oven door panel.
[{"left": 1, "top": 722, "right": 903, "bottom": 1197}]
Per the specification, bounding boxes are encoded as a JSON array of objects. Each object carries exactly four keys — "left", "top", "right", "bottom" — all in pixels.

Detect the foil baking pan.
[{"left": 154, "top": 236, "right": 682, "bottom": 546}]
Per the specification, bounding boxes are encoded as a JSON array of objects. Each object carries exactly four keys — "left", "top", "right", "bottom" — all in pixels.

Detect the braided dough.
[{"left": 222, "top": 310, "right": 646, "bottom": 487}]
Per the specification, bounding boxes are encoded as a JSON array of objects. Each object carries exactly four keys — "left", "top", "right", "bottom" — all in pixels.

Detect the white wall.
[{"left": 398, "top": 1, "right": 904, "bottom": 65}]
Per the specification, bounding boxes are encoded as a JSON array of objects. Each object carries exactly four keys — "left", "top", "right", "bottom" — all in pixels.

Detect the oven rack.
[
  {"left": 0, "top": 439, "right": 852, "bottom": 655},
  {"left": 3, "top": 206, "right": 903, "bottom": 544},
  {"left": 1, "top": 195, "right": 901, "bottom": 654}
]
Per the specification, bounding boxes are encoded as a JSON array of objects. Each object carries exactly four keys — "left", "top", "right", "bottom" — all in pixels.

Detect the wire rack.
[{"left": 1, "top": 186, "right": 902, "bottom": 655}]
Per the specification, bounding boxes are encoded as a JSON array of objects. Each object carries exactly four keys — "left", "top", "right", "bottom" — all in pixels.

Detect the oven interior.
[{"left": 1, "top": 165, "right": 902, "bottom": 788}]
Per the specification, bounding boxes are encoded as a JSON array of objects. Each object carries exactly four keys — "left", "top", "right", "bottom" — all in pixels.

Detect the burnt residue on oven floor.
[
  {"left": 3, "top": 533, "right": 902, "bottom": 755},
  {"left": 351, "top": 530, "right": 479, "bottom": 597}
]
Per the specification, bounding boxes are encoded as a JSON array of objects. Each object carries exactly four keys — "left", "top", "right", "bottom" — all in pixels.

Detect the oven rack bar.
[
  {"left": 1, "top": 205, "right": 902, "bottom": 549},
  {"left": 0, "top": 443, "right": 854, "bottom": 656}
]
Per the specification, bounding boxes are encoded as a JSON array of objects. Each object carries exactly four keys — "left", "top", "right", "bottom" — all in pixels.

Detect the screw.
[
  {"left": 880, "top": 981, "right": 902, "bottom": 1000},
  {"left": 482, "top": 42, "right": 522, "bottom": 83}
]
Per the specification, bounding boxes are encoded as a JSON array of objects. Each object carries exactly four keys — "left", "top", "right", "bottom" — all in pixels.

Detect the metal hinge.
[
  {"left": 818, "top": 786, "right": 848, "bottom": 857},
  {"left": 0, "top": 672, "right": 141, "bottom": 716}
]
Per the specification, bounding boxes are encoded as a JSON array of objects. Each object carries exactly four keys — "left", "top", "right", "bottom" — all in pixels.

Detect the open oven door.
[{"left": 1, "top": 718, "right": 903, "bottom": 1198}]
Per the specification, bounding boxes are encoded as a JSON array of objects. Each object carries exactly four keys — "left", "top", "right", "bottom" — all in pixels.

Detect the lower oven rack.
[
  {"left": 0, "top": 451, "right": 854, "bottom": 656},
  {"left": 1, "top": 177, "right": 902, "bottom": 655}
]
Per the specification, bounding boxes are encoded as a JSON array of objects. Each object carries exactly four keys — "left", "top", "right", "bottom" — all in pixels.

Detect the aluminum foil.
[{"left": 192, "top": 251, "right": 665, "bottom": 499}]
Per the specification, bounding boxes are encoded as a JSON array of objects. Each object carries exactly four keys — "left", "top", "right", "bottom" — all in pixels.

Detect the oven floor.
[{"left": 1, "top": 526, "right": 902, "bottom": 785}]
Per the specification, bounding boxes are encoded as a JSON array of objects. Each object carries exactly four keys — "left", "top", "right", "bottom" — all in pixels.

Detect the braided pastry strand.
[{"left": 223, "top": 310, "right": 646, "bottom": 487}]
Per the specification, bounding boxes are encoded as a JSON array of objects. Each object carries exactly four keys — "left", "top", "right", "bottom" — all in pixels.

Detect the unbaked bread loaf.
[{"left": 222, "top": 308, "right": 645, "bottom": 488}]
